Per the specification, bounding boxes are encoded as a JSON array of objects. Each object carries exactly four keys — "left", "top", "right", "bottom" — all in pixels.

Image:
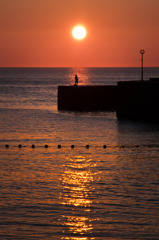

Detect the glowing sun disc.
[{"left": 72, "top": 26, "right": 87, "bottom": 40}]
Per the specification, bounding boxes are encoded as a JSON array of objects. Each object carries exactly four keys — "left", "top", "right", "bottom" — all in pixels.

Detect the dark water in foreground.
[{"left": 0, "top": 68, "right": 159, "bottom": 239}]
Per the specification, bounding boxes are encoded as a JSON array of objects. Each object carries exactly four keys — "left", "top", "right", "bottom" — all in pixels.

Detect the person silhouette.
[{"left": 75, "top": 74, "right": 78, "bottom": 86}]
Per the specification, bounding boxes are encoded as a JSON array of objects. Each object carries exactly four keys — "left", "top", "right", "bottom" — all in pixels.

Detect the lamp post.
[{"left": 140, "top": 49, "right": 145, "bottom": 81}]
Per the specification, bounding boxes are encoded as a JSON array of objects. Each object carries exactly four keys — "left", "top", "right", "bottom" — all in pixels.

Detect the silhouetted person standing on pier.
[{"left": 75, "top": 74, "right": 78, "bottom": 86}]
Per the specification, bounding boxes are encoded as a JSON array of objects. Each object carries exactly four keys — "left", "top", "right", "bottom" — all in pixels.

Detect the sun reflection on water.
[
  {"left": 59, "top": 155, "right": 96, "bottom": 239},
  {"left": 62, "top": 215, "right": 93, "bottom": 236}
]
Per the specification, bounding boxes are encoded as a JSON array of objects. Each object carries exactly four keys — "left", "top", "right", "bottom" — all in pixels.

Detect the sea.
[{"left": 0, "top": 67, "right": 159, "bottom": 240}]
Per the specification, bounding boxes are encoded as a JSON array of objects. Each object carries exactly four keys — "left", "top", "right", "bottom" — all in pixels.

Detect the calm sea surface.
[{"left": 0, "top": 67, "right": 159, "bottom": 239}]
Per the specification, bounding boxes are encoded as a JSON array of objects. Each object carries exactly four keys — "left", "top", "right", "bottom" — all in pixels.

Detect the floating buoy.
[
  {"left": 5, "top": 144, "right": 9, "bottom": 148},
  {"left": 71, "top": 145, "right": 74, "bottom": 149},
  {"left": 58, "top": 145, "right": 61, "bottom": 148},
  {"left": 32, "top": 144, "right": 35, "bottom": 148},
  {"left": 18, "top": 144, "right": 22, "bottom": 148},
  {"left": 45, "top": 144, "right": 48, "bottom": 148},
  {"left": 86, "top": 145, "right": 89, "bottom": 149},
  {"left": 103, "top": 145, "right": 107, "bottom": 149}
]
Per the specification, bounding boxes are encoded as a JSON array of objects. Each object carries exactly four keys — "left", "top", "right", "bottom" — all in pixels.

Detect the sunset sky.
[{"left": 0, "top": 0, "right": 159, "bottom": 67}]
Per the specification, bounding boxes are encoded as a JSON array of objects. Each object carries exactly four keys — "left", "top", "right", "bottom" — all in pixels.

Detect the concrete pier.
[
  {"left": 116, "top": 80, "right": 159, "bottom": 122},
  {"left": 58, "top": 79, "right": 159, "bottom": 122},
  {"left": 58, "top": 85, "right": 117, "bottom": 111}
]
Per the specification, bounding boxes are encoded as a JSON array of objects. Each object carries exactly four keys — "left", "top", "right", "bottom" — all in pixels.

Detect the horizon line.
[{"left": 0, "top": 66, "right": 159, "bottom": 68}]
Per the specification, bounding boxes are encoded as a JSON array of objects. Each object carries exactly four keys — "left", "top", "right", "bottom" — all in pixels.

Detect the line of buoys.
[
  {"left": 4, "top": 144, "right": 154, "bottom": 149},
  {"left": 4, "top": 144, "right": 93, "bottom": 149},
  {"left": 3, "top": 144, "right": 108, "bottom": 149}
]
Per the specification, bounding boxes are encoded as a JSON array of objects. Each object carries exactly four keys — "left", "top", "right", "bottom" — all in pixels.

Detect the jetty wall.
[
  {"left": 116, "top": 81, "right": 159, "bottom": 122},
  {"left": 58, "top": 85, "right": 117, "bottom": 111},
  {"left": 58, "top": 80, "right": 159, "bottom": 122}
]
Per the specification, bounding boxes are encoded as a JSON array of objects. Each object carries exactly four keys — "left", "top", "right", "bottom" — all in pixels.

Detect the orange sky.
[{"left": 0, "top": 0, "right": 159, "bottom": 67}]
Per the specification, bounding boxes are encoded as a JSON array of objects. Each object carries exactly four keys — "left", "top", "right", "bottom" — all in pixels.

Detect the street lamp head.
[{"left": 140, "top": 49, "right": 145, "bottom": 54}]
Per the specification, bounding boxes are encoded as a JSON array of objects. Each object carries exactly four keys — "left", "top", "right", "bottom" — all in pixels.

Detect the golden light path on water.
[{"left": 59, "top": 155, "right": 97, "bottom": 239}]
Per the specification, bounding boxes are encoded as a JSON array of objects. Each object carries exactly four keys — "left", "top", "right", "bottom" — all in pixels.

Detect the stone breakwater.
[
  {"left": 58, "top": 79, "right": 159, "bottom": 122},
  {"left": 58, "top": 85, "right": 117, "bottom": 111}
]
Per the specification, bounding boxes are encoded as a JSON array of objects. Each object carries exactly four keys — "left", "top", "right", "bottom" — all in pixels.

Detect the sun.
[{"left": 72, "top": 25, "right": 87, "bottom": 40}]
